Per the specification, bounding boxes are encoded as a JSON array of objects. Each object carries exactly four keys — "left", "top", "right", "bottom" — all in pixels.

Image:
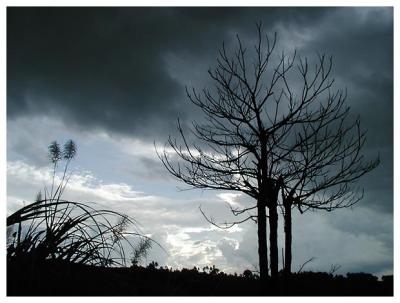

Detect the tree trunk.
[
  {"left": 257, "top": 202, "right": 269, "bottom": 280},
  {"left": 268, "top": 203, "right": 279, "bottom": 279},
  {"left": 283, "top": 201, "right": 292, "bottom": 275}
]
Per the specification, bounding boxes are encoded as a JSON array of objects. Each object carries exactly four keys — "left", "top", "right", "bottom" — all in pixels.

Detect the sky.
[{"left": 6, "top": 7, "right": 393, "bottom": 277}]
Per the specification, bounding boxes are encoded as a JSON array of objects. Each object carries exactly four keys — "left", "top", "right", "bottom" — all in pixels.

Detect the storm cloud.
[
  {"left": 8, "top": 7, "right": 361, "bottom": 138},
  {"left": 7, "top": 7, "right": 393, "bottom": 276}
]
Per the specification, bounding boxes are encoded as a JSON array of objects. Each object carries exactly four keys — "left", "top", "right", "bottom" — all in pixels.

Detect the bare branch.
[{"left": 297, "top": 257, "right": 316, "bottom": 273}]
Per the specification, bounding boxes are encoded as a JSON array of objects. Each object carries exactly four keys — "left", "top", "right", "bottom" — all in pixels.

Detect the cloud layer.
[
  {"left": 7, "top": 7, "right": 393, "bottom": 277},
  {"left": 8, "top": 8, "right": 392, "bottom": 139}
]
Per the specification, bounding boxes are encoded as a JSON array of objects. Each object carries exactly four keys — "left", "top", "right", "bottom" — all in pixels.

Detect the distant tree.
[
  {"left": 158, "top": 23, "right": 377, "bottom": 281},
  {"left": 242, "top": 269, "right": 254, "bottom": 279}
]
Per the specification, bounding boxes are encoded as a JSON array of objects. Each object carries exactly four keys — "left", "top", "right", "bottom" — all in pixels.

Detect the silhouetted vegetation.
[
  {"left": 7, "top": 260, "right": 393, "bottom": 296},
  {"left": 159, "top": 23, "right": 379, "bottom": 281},
  {"left": 6, "top": 21, "right": 389, "bottom": 295},
  {"left": 7, "top": 141, "right": 155, "bottom": 279},
  {"left": 6, "top": 139, "right": 390, "bottom": 296}
]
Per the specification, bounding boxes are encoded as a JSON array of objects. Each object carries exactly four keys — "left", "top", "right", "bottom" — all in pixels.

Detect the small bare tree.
[{"left": 158, "top": 23, "right": 377, "bottom": 281}]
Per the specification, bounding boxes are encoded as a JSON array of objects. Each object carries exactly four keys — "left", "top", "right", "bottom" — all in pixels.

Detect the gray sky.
[{"left": 7, "top": 7, "right": 393, "bottom": 277}]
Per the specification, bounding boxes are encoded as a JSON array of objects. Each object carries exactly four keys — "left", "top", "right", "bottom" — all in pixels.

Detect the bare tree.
[
  {"left": 158, "top": 23, "right": 377, "bottom": 281},
  {"left": 278, "top": 79, "right": 379, "bottom": 274}
]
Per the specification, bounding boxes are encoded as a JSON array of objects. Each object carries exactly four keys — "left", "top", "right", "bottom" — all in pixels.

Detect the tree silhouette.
[
  {"left": 158, "top": 23, "right": 378, "bottom": 281},
  {"left": 272, "top": 53, "right": 379, "bottom": 274},
  {"left": 279, "top": 96, "right": 379, "bottom": 274}
]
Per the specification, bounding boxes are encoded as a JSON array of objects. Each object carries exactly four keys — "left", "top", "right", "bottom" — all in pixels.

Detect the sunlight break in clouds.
[
  {"left": 7, "top": 160, "right": 153, "bottom": 205},
  {"left": 217, "top": 192, "right": 243, "bottom": 207},
  {"left": 7, "top": 159, "right": 253, "bottom": 273}
]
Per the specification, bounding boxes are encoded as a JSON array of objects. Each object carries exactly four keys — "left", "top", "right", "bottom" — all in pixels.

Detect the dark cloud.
[
  {"left": 7, "top": 7, "right": 336, "bottom": 139},
  {"left": 326, "top": 206, "right": 393, "bottom": 249},
  {"left": 8, "top": 8, "right": 185, "bottom": 138},
  {"left": 295, "top": 8, "right": 393, "bottom": 147},
  {"left": 7, "top": 7, "right": 393, "bottom": 238},
  {"left": 342, "top": 259, "right": 393, "bottom": 276}
]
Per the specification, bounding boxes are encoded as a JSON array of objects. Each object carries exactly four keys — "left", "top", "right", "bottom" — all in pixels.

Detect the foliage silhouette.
[
  {"left": 6, "top": 140, "right": 390, "bottom": 296},
  {"left": 7, "top": 140, "right": 155, "bottom": 268},
  {"left": 7, "top": 260, "right": 393, "bottom": 296}
]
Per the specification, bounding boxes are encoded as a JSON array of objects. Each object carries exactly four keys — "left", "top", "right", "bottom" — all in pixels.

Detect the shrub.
[{"left": 7, "top": 140, "right": 155, "bottom": 267}]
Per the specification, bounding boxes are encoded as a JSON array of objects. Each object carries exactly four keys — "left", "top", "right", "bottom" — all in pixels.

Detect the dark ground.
[{"left": 7, "top": 259, "right": 393, "bottom": 296}]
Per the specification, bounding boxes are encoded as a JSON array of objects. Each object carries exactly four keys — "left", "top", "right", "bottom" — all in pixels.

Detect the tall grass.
[{"left": 7, "top": 140, "right": 155, "bottom": 267}]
